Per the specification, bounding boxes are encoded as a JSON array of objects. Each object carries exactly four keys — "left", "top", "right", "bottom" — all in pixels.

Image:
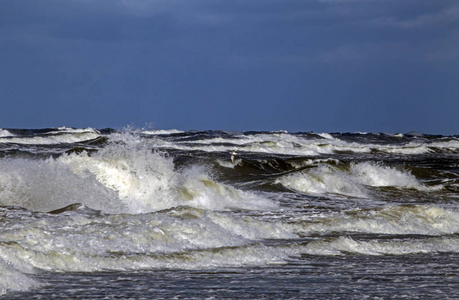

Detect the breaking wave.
[
  {"left": 0, "top": 132, "right": 276, "bottom": 214},
  {"left": 294, "top": 205, "right": 459, "bottom": 236},
  {"left": 276, "top": 162, "right": 443, "bottom": 198}
]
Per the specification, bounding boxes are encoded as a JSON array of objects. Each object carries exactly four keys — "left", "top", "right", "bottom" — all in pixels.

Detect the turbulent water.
[{"left": 0, "top": 127, "right": 458, "bottom": 299}]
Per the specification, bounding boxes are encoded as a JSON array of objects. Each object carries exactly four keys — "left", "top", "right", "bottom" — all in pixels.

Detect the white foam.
[
  {"left": 0, "top": 207, "right": 295, "bottom": 274},
  {"left": 295, "top": 205, "right": 459, "bottom": 236},
  {"left": 0, "top": 203, "right": 456, "bottom": 292},
  {"left": 317, "top": 133, "right": 334, "bottom": 139},
  {"left": 302, "top": 236, "right": 459, "bottom": 256},
  {"left": 276, "top": 162, "right": 442, "bottom": 198},
  {"left": 350, "top": 162, "right": 442, "bottom": 191},
  {"left": 141, "top": 129, "right": 184, "bottom": 135},
  {"left": 276, "top": 164, "right": 367, "bottom": 198},
  {"left": 54, "top": 126, "right": 99, "bottom": 134},
  {"left": 0, "top": 206, "right": 296, "bottom": 296},
  {"left": 0, "top": 259, "right": 39, "bottom": 295},
  {"left": 153, "top": 133, "right": 331, "bottom": 156},
  {"left": 60, "top": 149, "right": 276, "bottom": 213},
  {"left": 0, "top": 128, "right": 100, "bottom": 145},
  {"left": 382, "top": 143, "right": 434, "bottom": 155},
  {"left": 216, "top": 159, "right": 238, "bottom": 169},
  {"left": 0, "top": 157, "right": 120, "bottom": 212},
  {"left": 0, "top": 132, "right": 277, "bottom": 213},
  {"left": 429, "top": 139, "right": 459, "bottom": 151},
  {"left": 153, "top": 132, "right": 440, "bottom": 156},
  {"left": 0, "top": 244, "right": 40, "bottom": 295},
  {"left": 0, "top": 129, "right": 14, "bottom": 138},
  {"left": 1, "top": 241, "right": 296, "bottom": 273}
]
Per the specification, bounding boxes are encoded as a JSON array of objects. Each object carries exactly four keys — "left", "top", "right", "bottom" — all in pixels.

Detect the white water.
[
  {"left": 295, "top": 205, "right": 459, "bottom": 236},
  {"left": 141, "top": 129, "right": 184, "bottom": 135},
  {"left": 2, "top": 201, "right": 457, "bottom": 293},
  {"left": 152, "top": 132, "right": 458, "bottom": 156},
  {"left": 0, "top": 208, "right": 294, "bottom": 270},
  {"left": 0, "top": 127, "right": 100, "bottom": 145},
  {"left": 1, "top": 202, "right": 457, "bottom": 294},
  {"left": 0, "top": 134, "right": 276, "bottom": 213},
  {"left": 0, "top": 129, "right": 458, "bottom": 296},
  {"left": 276, "top": 162, "right": 443, "bottom": 198},
  {"left": 302, "top": 235, "right": 459, "bottom": 256},
  {"left": 0, "top": 129, "right": 13, "bottom": 138}
]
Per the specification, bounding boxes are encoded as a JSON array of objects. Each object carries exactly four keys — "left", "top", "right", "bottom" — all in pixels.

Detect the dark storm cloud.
[
  {"left": 0, "top": 1, "right": 178, "bottom": 42},
  {"left": 2, "top": 0, "right": 458, "bottom": 61},
  {"left": 0, "top": 0, "right": 458, "bottom": 133}
]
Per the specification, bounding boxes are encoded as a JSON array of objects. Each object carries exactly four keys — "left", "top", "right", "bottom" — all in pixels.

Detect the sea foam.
[
  {"left": 0, "top": 132, "right": 276, "bottom": 213},
  {"left": 276, "top": 161, "right": 442, "bottom": 198},
  {"left": 302, "top": 235, "right": 459, "bottom": 256},
  {"left": 0, "top": 206, "right": 295, "bottom": 274},
  {"left": 0, "top": 129, "right": 13, "bottom": 138},
  {"left": 0, "top": 128, "right": 100, "bottom": 145},
  {"left": 295, "top": 205, "right": 459, "bottom": 236}
]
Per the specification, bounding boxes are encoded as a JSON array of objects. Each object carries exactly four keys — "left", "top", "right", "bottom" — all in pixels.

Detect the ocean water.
[{"left": 0, "top": 127, "right": 458, "bottom": 299}]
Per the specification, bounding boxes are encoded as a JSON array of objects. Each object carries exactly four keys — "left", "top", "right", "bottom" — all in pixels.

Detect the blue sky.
[{"left": 1, "top": 0, "right": 458, "bottom": 134}]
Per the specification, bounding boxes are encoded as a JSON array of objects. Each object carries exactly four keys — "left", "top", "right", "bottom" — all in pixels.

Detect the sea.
[{"left": 0, "top": 127, "right": 458, "bottom": 299}]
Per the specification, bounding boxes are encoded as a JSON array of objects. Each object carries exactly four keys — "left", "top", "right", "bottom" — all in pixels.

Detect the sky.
[{"left": 1, "top": 0, "right": 458, "bottom": 134}]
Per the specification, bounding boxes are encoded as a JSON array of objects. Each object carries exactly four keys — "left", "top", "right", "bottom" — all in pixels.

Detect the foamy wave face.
[
  {"left": 0, "top": 127, "right": 100, "bottom": 145},
  {"left": 0, "top": 157, "right": 119, "bottom": 212},
  {"left": 141, "top": 129, "right": 184, "bottom": 135},
  {"left": 0, "top": 257, "right": 40, "bottom": 295},
  {"left": 350, "top": 162, "right": 443, "bottom": 191},
  {"left": 153, "top": 132, "right": 447, "bottom": 156},
  {"left": 59, "top": 142, "right": 276, "bottom": 213},
  {"left": 295, "top": 205, "right": 459, "bottom": 236},
  {"left": 277, "top": 164, "right": 367, "bottom": 198},
  {"left": 0, "top": 129, "right": 14, "bottom": 138},
  {"left": 159, "top": 132, "right": 356, "bottom": 156},
  {"left": 430, "top": 139, "right": 459, "bottom": 151},
  {"left": 301, "top": 236, "right": 459, "bottom": 256},
  {"left": 0, "top": 132, "right": 276, "bottom": 213},
  {"left": 276, "top": 162, "right": 442, "bottom": 198},
  {"left": 0, "top": 207, "right": 295, "bottom": 274},
  {"left": 0, "top": 203, "right": 456, "bottom": 289},
  {"left": 350, "top": 162, "right": 419, "bottom": 187}
]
